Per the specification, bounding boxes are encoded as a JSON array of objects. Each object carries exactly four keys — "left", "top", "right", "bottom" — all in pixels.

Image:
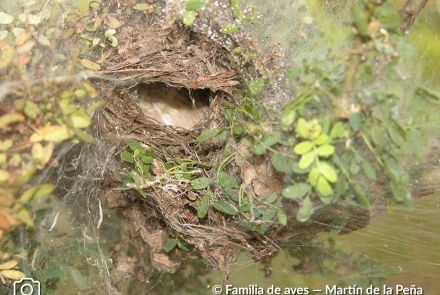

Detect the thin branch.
[{"left": 398, "top": 0, "right": 429, "bottom": 34}]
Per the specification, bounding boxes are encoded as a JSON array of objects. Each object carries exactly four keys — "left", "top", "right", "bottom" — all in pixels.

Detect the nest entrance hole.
[{"left": 135, "top": 83, "right": 211, "bottom": 130}]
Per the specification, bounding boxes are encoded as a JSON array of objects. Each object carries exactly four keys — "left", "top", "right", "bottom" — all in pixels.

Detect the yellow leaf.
[
  {"left": 69, "top": 110, "right": 91, "bottom": 128},
  {"left": 43, "top": 142, "right": 54, "bottom": 163},
  {"left": 31, "top": 143, "right": 45, "bottom": 169},
  {"left": 0, "top": 169, "right": 9, "bottom": 182},
  {"left": 15, "top": 25, "right": 34, "bottom": 46},
  {"left": 34, "top": 183, "right": 55, "bottom": 199},
  {"left": 80, "top": 59, "right": 101, "bottom": 71},
  {"left": 30, "top": 122, "right": 51, "bottom": 142},
  {"left": 0, "top": 12, "right": 14, "bottom": 25},
  {"left": 44, "top": 124, "right": 73, "bottom": 142},
  {"left": 12, "top": 55, "right": 31, "bottom": 66},
  {"left": 104, "top": 15, "right": 121, "bottom": 29},
  {"left": 17, "top": 208, "right": 34, "bottom": 227},
  {"left": 0, "top": 47, "right": 16, "bottom": 69},
  {"left": 87, "top": 99, "right": 108, "bottom": 112},
  {"left": 0, "top": 192, "right": 15, "bottom": 207},
  {"left": 16, "top": 40, "right": 35, "bottom": 55},
  {"left": 15, "top": 187, "right": 38, "bottom": 208},
  {"left": 0, "top": 259, "right": 17, "bottom": 270},
  {"left": 1, "top": 270, "right": 26, "bottom": 280},
  {"left": 0, "top": 153, "right": 6, "bottom": 166},
  {"left": 0, "top": 112, "right": 24, "bottom": 127}
]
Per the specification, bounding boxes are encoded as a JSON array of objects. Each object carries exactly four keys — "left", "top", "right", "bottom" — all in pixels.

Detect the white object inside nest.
[{"left": 136, "top": 83, "right": 209, "bottom": 130}]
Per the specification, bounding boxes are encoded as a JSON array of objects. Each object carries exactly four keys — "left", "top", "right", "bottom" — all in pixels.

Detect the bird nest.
[{"left": 60, "top": 0, "right": 371, "bottom": 284}]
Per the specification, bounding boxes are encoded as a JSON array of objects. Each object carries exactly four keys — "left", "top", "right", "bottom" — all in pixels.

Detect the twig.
[{"left": 399, "top": 0, "right": 429, "bottom": 33}]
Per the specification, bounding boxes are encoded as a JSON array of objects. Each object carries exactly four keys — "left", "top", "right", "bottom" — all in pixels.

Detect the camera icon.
[{"left": 13, "top": 278, "right": 40, "bottom": 295}]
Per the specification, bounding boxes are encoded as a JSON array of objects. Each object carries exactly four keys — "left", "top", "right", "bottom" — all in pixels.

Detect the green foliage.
[
  {"left": 182, "top": 0, "right": 207, "bottom": 26},
  {"left": 219, "top": 1, "right": 261, "bottom": 34},
  {"left": 164, "top": 239, "right": 178, "bottom": 252}
]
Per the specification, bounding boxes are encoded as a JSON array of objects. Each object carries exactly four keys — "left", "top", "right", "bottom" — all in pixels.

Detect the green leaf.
[
  {"left": 80, "top": 59, "right": 101, "bottom": 70},
  {"left": 70, "top": 267, "right": 88, "bottom": 290},
  {"left": 319, "top": 162, "right": 337, "bottom": 183},
  {"left": 370, "top": 126, "right": 383, "bottom": 147},
  {"left": 87, "top": 99, "right": 108, "bottom": 112},
  {"left": 363, "top": 160, "right": 377, "bottom": 181},
  {"left": 390, "top": 180, "right": 409, "bottom": 201},
  {"left": 213, "top": 201, "right": 239, "bottom": 215},
  {"left": 313, "top": 134, "right": 328, "bottom": 146},
  {"left": 308, "top": 168, "right": 319, "bottom": 186},
  {"left": 254, "top": 206, "right": 266, "bottom": 219},
  {"left": 262, "top": 207, "right": 277, "bottom": 222},
  {"left": 221, "top": 101, "right": 236, "bottom": 109},
  {"left": 298, "top": 151, "right": 314, "bottom": 170},
  {"left": 131, "top": 170, "right": 143, "bottom": 187},
  {"left": 132, "top": 3, "right": 150, "bottom": 10},
  {"left": 291, "top": 161, "right": 311, "bottom": 174},
  {"left": 197, "top": 128, "right": 218, "bottom": 143},
  {"left": 349, "top": 158, "right": 360, "bottom": 175},
  {"left": 322, "top": 117, "right": 330, "bottom": 134},
  {"left": 164, "top": 239, "right": 177, "bottom": 252},
  {"left": 69, "top": 110, "right": 92, "bottom": 128},
  {"left": 224, "top": 188, "right": 239, "bottom": 202},
  {"left": 249, "top": 78, "right": 265, "bottom": 96},
  {"left": 253, "top": 143, "right": 266, "bottom": 155},
  {"left": 376, "top": 5, "right": 402, "bottom": 30},
  {"left": 224, "top": 108, "right": 233, "bottom": 123},
  {"left": 275, "top": 131, "right": 296, "bottom": 146},
  {"left": 232, "top": 89, "right": 245, "bottom": 100},
  {"left": 142, "top": 157, "right": 154, "bottom": 164},
  {"left": 252, "top": 110, "right": 261, "bottom": 124},
  {"left": 330, "top": 122, "right": 343, "bottom": 138},
  {"left": 121, "top": 152, "right": 135, "bottom": 163},
  {"left": 296, "top": 118, "right": 308, "bottom": 138},
  {"left": 129, "top": 140, "right": 145, "bottom": 155},
  {"left": 416, "top": 87, "right": 440, "bottom": 104},
  {"left": 281, "top": 109, "right": 296, "bottom": 127},
  {"left": 221, "top": 24, "right": 239, "bottom": 34},
  {"left": 387, "top": 124, "right": 405, "bottom": 147},
  {"left": 351, "top": 5, "right": 368, "bottom": 36},
  {"left": 409, "top": 129, "right": 425, "bottom": 159},
  {"left": 285, "top": 68, "right": 302, "bottom": 79},
  {"left": 218, "top": 129, "right": 228, "bottom": 143},
  {"left": 437, "top": 0, "right": 440, "bottom": 15},
  {"left": 183, "top": 9, "right": 196, "bottom": 26},
  {"left": 316, "top": 144, "right": 335, "bottom": 157},
  {"left": 218, "top": 171, "right": 238, "bottom": 188},
  {"left": 264, "top": 135, "right": 278, "bottom": 146},
  {"left": 74, "top": 128, "right": 96, "bottom": 144},
  {"left": 317, "top": 176, "right": 333, "bottom": 196},
  {"left": 44, "top": 125, "right": 73, "bottom": 142},
  {"left": 349, "top": 112, "right": 361, "bottom": 132},
  {"left": 296, "top": 196, "right": 313, "bottom": 222},
  {"left": 185, "top": 0, "right": 207, "bottom": 10},
  {"left": 294, "top": 141, "right": 313, "bottom": 155},
  {"left": 24, "top": 100, "right": 39, "bottom": 119},
  {"left": 266, "top": 193, "right": 277, "bottom": 204},
  {"left": 198, "top": 194, "right": 209, "bottom": 218},
  {"left": 191, "top": 177, "right": 211, "bottom": 189},
  {"left": 277, "top": 209, "right": 287, "bottom": 226},
  {"left": 145, "top": 150, "right": 156, "bottom": 158},
  {"left": 282, "top": 183, "right": 310, "bottom": 199},
  {"left": 258, "top": 223, "right": 268, "bottom": 235},
  {"left": 230, "top": 0, "right": 242, "bottom": 18},
  {"left": 240, "top": 203, "right": 252, "bottom": 212},
  {"left": 272, "top": 153, "right": 287, "bottom": 172},
  {"left": 34, "top": 183, "right": 55, "bottom": 200},
  {"left": 358, "top": 65, "right": 376, "bottom": 85}
]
